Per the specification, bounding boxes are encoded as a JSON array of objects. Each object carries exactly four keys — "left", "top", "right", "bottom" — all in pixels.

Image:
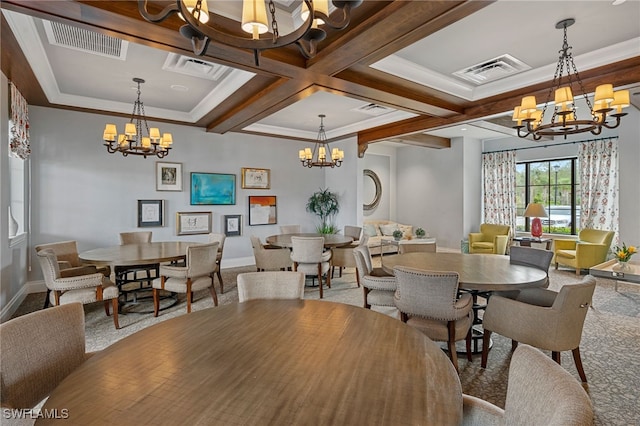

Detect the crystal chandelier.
[
  {"left": 138, "top": 0, "right": 362, "bottom": 66},
  {"left": 102, "top": 78, "right": 173, "bottom": 159},
  {"left": 299, "top": 114, "right": 344, "bottom": 168},
  {"left": 512, "top": 18, "right": 629, "bottom": 140}
]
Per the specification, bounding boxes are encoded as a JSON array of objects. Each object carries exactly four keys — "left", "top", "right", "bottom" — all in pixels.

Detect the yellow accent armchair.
[
  {"left": 468, "top": 224, "right": 511, "bottom": 255},
  {"left": 554, "top": 229, "right": 615, "bottom": 275}
]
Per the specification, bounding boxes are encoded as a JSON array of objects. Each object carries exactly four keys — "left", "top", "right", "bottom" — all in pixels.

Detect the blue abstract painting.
[{"left": 190, "top": 173, "right": 236, "bottom": 205}]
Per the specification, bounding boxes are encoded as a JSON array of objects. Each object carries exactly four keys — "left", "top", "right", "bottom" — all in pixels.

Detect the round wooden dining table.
[
  {"left": 79, "top": 241, "right": 199, "bottom": 267},
  {"left": 266, "top": 233, "right": 353, "bottom": 248},
  {"left": 381, "top": 252, "right": 547, "bottom": 291},
  {"left": 37, "top": 299, "right": 463, "bottom": 425}
]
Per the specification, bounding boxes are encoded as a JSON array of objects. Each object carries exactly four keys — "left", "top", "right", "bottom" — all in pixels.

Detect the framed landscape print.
[
  {"left": 224, "top": 214, "right": 242, "bottom": 237},
  {"left": 248, "top": 195, "right": 277, "bottom": 226},
  {"left": 241, "top": 167, "right": 270, "bottom": 189},
  {"left": 138, "top": 200, "right": 164, "bottom": 227},
  {"left": 156, "top": 162, "right": 182, "bottom": 191},
  {"left": 190, "top": 172, "right": 236, "bottom": 205},
  {"left": 176, "top": 211, "right": 212, "bottom": 235}
]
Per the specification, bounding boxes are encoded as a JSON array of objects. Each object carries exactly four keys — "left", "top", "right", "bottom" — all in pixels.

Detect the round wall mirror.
[{"left": 363, "top": 169, "right": 382, "bottom": 211}]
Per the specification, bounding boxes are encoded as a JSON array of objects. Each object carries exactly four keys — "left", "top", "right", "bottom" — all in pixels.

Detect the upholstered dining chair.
[
  {"left": 279, "top": 225, "right": 301, "bottom": 234},
  {"left": 468, "top": 223, "right": 511, "bottom": 255},
  {"left": 495, "top": 246, "right": 554, "bottom": 301},
  {"left": 393, "top": 266, "right": 473, "bottom": 373},
  {"left": 0, "top": 303, "right": 92, "bottom": 410},
  {"left": 290, "top": 236, "right": 331, "bottom": 299},
  {"left": 250, "top": 235, "right": 292, "bottom": 272},
  {"left": 35, "top": 240, "right": 111, "bottom": 309},
  {"left": 481, "top": 275, "right": 596, "bottom": 382},
  {"left": 237, "top": 271, "right": 305, "bottom": 302},
  {"left": 118, "top": 231, "right": 155, "bottom": 293},
  {"left": 463, "top": 344, "right": 594, "bottom": 426},
  {"left": 208, "top": 233, "right": 226, "bottom": 293},
  {"left": 152, "top": 242, "right": 219, "bottom": 316},
  {"left": 119, "top": 231, "right": 152, "bottom": 244},
  {"left": 353, "top": 245, "right": 396, "bottom": 311},
  {"left": 343, "top": 225, "right": 362, "bottom": 243},
  {"left": 37, "top": 249, "right": 120, "bottom": 329},
  {"left": 554, "top": 229, "right": 615, "bottom": 275},
  {"left": 330, "top": 225, "right": 363, "bottom": 281}
]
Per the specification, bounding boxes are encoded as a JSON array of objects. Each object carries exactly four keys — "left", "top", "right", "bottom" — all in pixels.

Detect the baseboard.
[{"left": 0, "top": 280, "right": 45, "bottom": 322}]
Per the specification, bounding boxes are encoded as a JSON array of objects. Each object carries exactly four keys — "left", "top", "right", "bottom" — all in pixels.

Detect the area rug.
[{"left": 12, "top": 262, "right": 640, "bottom": 425}]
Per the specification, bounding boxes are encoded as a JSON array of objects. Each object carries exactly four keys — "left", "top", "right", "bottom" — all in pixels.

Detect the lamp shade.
[
  {"left": 241, "top": 0, "right": 269, "bottom": 38},
  {"left": 523, "top": 203, "right": 548, "bottom": 218}
]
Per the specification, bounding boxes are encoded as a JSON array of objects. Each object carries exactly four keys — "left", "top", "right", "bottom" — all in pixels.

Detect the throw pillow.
[
  {"left": 398, "top": 224, "right": 413, "bottom": 238},
  {"left": 379, "top": 223, "right": 399, "bottom": 236},
  {"left": 363, "top": 223, "right": 378, "bottom": 237}
]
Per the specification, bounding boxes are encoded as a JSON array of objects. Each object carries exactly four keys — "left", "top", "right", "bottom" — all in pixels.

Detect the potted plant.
[
  {"left": 392, "top": 229, "right": 403, "bottom": 241},
  {"left": 415, "top": 227, "right": 426, "bottom": 238},
  {"left": 306, "top": 188, "right": 340, "bottom": 234}
]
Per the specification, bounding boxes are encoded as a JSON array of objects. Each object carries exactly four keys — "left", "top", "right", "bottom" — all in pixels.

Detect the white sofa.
[{"left": 363, "top": 220, "right": 414, "bottom": 255}]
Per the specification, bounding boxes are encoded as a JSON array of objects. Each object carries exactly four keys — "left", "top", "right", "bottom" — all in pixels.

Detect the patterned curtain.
[
  {"left": 578, "top": 137, "right": 619, "bottom": 242},
  {"left": 482, "top": 150, "right": 517, "bottom": 229},
  {"left": 9, "top": 82, "right": 31, "bottom": 159}
]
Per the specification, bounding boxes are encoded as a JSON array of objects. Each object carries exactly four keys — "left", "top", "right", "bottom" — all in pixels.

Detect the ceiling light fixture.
[
  {"left": 138, "top": 0, "right": 362, "bottom": 66},
  {"left": 299, "top": 114, "right": 344, "bottom": 168},
  {"left": 102, "top": 78, "right": 173, "bottom": 158},
  {"left": 512, "top": 18, "right": 629, "bottom": 140}
]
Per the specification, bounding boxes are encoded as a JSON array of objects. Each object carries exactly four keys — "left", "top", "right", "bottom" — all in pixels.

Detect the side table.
[
  {"left": 513, "top": 236, "right": 552, "bottom": 250},
  {"left": 590, "top": 259, "right": 639, "bottom": 291}
]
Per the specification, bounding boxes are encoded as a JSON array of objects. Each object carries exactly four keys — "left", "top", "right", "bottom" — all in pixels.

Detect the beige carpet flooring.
[{"left": 12, "top": 259, "right": 640, "bottom": 426}]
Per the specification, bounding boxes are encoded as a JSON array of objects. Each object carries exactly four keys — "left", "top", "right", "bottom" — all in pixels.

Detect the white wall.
[{"left": 362, "top": 144, "right": 397, "bottom": 221}]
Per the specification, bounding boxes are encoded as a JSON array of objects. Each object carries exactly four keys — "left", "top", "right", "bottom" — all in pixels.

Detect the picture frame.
[
  {"left": 138, "top": 200, "right": 164, "bottom": 227},
  {"left": 176, "top": 211, "right": 212, "bottom": 236},
  {"left": 224, "top": 214, "right": 242, "bottom": 237},
  {"left": 190, "top": 172, "right": 236, "bottom": 205},
  {"left": 241, "top": 167, "right": 270, "bottom": 189},
  {"left": 248, "top": 195, "right": 277, "bottom": 226},
  {"left": 156, "top": 162, "right": 183, "bottom": 191}
]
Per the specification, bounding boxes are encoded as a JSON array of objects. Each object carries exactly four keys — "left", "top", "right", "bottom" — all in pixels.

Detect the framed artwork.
[
  {"left": 190, "top": 172, "right": 236, "bottom": 205},
  {"left": 176, "top": 211, "right": 212, "bottom": 236},
  {"left": 241, "top": 167, "right": 270, "bottom": 189},
  {"left": 224, "top": 214, "right": 242, "bottom": 237},
  {"left": 138, "top": 200, "right": 164, "bottom": 227},
  {"left": 248, "top": 195, "right": 277, "bottom": 226},
  {"left": 156, "top": 162, "right": 182, "bottom": 191}
]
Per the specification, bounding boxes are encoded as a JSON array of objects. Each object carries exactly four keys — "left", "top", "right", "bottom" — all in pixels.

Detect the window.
[{"left": 515, "top": 158, "right": 580, "bottom": 235}]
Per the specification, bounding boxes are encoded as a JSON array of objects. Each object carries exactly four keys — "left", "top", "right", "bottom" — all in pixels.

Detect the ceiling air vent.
[
  {"left": 353, "top": 103, "right": 394, "bottom": 116},
  {"left": 43, "top": 20, "right": 127, "bottom": 59},
  {"left": 162, "top": 53, "right": 228, "bottom": 81},
  {"left": 453, "top": 54, "right": 530, "bottom": 85}
]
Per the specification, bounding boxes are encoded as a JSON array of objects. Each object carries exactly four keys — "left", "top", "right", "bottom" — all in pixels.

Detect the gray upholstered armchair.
[
  {"left": 463, "top": 344, "right": 594, "bottom": 425},
  {"left": 290, "top": 236, "right": 331, "bottom": 298},
  {"left": 36, "top": 248, "right": 120, "bottom": 329},
  {"left": 353, "top": 244, "right": 396, "bottom": 311},
  {"left": 208, "top": 233, "right": 226, "bottom": 293},
  {"left": 250, "top": 236, "right": 292, "bottom": 272},
  {"left": 237, "top": 271, "right": 305, "bottom": 302},
  {"left": 481, "top": 275, "right": 596, "bottom": 382},
  {"left": 152, "top": 242, "right": 219, "bottom": 315},
  {"left": 393, "top": 266, "right": 473, "bottom": 373}
]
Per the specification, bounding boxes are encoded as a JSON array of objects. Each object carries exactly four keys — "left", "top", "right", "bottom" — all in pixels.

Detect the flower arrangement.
[{"left": 614, "top": 243, "right": 637, "bottom": 262}]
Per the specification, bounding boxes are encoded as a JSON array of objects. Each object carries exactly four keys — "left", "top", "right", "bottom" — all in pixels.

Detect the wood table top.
[
  {"left": 266, "top": 233, "right": 354, "bottom": 248},
  {"left": 381, "top": 252, "right": 548, "bottom": 291},
  {"left": 38, "top": 300, "right": 462, "bottom": 425},
  {"left": 79, "top": 241, "right": 199, "bottom": 266}
]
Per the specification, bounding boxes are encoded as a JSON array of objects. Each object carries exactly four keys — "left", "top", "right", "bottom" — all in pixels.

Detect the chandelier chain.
[{"left": 269, "top": 0, "right": 278, "bottom": 43}]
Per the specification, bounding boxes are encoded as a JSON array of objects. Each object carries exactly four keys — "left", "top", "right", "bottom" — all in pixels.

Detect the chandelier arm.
[
  {"left": 177, "top": 0, "right": 315, "bottom": 53},
  {"left": 295, "top": 39, "right": 318, "bottom": 59},
  {"left": 315, "top": 4, "right": 353, "bottom": 30},
  {"left": 601, "top": 116, "right": 623, "bottom": 130},
  {"left": 137, "top": 0, "right": 180, "bottom": 23},
  {"left": 190, "top": 34, "right": 211, "bottom": 56}
]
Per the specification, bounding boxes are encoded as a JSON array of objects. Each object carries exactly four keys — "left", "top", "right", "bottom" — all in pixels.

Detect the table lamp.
[{"left": 523, "top": 203, "right": 548, "bottom": 238}]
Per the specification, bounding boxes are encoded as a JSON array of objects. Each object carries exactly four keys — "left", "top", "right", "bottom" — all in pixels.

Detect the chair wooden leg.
[
  {"left": 511, "top": 339, "right": 518, "bottom": 352},
  {"left": 355, "top": 269, "right": 360, "bottom": 288},
  {"left": 186, "top": 279, "right": 192, "bottom": 313},
  {"left": 400, "top": 312, "right": 408, "bottom": 323},
  {"left": 43, "top": 289, "right": 51, "bottom": 309},
  {"left": 575, "top": 268, "right": 580, "bottom": 276},
  {"left": 326, "top": 265, "right": 331, "bottom": 289},
  {"left": 317, "top": 264, "right": 323, "bottom": 299},
  {"left": 153, "top": 288, "right": 160, "bottom": 317},
  {"left": 216, "top": 269, "right": 224, "bottom": 294},
  {"left": 552, "top": 351, "right": 561, "bottom": 364},
  {"left": 481, "top": 330, "right": 492, "bottom": 368},
  {"left": 210, "top": 275, "right": 218, "bottom": 307},
  {"left": 104, "top": 301, "right": 110, "bottom": 316},
  {"left": 465, "top": 328, "right": 472, "bottom": 362},
  {"left": 111, "top": 298, "right": 119, "bottom": 329},
  {"left": 363, "top": 287, "right": 370, "bottom": 309},
  {"left": 572, "top": 347, "right": 588, "bottom": 383},
  {"left": 447, "top": 321, "right": 459, "bottom": 374}
]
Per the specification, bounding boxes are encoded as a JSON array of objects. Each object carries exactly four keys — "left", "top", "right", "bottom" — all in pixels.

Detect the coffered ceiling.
[{"left": 2, "top": 1, "right": 639, "bottom": 155}]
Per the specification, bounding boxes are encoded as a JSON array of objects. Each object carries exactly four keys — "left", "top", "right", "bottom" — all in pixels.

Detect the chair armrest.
[
  {"left": 59, "top": 265, "right": 98, "bottom": 278},
  {"left": 362, "top": 275, "right": 396, "bottom": 291},
  {"left": 50, "top": 272, "right": 104, "bottom": 291},
  {"left": 468, "top": 233, "right": 483, "bottom": 244},
  {"left": 462, "top": 394, "right": 504, "bottom": 425},
  {"left": 515, "top": 288, "right": 557, "bottom": 307},
  {"left": 454, "top": 293, "right": 473, "bottom": 317},
  {"left": 159, "top": 264, "right": 188, "bottom": 279},
  {"left": 554, "top": 238, "right": 577, "bottom": 251},
  {"left": 575, "top": 242, "right": 607, "bottom": 258},
  {"left": 494, "top": 235, "right": 509, "bottom": 255},
  {"left": 57, "top": 260, "right": 73, "bottom": 270}
]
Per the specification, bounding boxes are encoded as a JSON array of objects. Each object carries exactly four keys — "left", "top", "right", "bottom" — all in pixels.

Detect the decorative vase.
[
  {"left": 8, "top": 206, "right": 18, "bottom": 237},
  {"left": 615, "top": 260, "right": 631, "bottom": 273}
]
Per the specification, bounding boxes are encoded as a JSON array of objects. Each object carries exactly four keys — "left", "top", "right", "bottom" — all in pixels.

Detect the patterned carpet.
[{"left": 12, "top": 260, "right": 640, "bottom": 425}]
